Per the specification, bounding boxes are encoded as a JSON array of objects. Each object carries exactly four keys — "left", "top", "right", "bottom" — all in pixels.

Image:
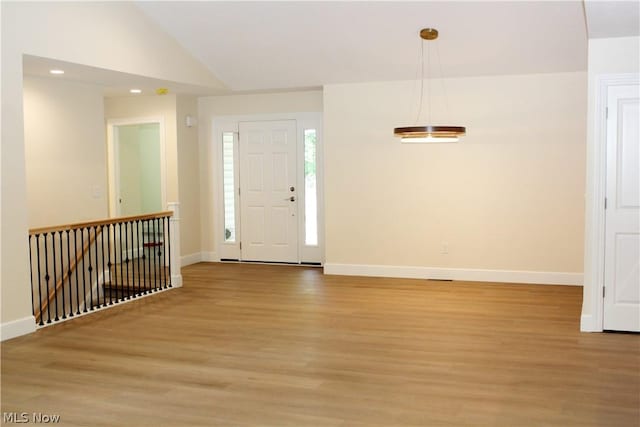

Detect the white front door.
[
  {"left": 603, "top": 83, "right": 640, "bottom": 332},
  {"left": 239, "top": 120, "right": 298, "bottom": 262}
]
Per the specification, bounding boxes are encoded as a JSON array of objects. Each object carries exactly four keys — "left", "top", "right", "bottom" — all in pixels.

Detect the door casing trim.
[
  {"left": 211, "top": 113, "right": 324, "bottom": 264},
  {"left": 106, "top": 117, "right": 167, "bottom": 218},
  {"left": 582, "top": 73, "right": 639, "bottom": 332}
]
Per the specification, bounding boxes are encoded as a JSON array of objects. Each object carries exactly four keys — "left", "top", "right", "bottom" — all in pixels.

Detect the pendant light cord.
[
  {"left": 415, "top": 37, "right": 434, "bottom": 124},
  {"left": 427, "top": 38, "right": 431, "bottom": 124},
  {"left": 435, "top": 40, "right": 451, "bottom": 123},
  {"left": 415, "top": 39, "right": 425, "bottom": 124}
]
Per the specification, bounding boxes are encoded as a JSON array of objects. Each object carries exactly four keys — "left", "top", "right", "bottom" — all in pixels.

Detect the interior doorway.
[{"left": 107, "top": 118, "right": 167, "bottom": 218}]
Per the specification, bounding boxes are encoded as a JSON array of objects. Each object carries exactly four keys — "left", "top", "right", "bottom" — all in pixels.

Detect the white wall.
[
  {"left": 23, "top": 76, "right": 108, "bottom": 228},
  {"left": 1, "top": 1, "right": 222, "bottom": 329},
  {"left": 324, "top": 72, "right": 586, "bottom": 283},
  {"left": 198, "top": 91, "right": 323, "bottom": 257},
  {"left": 582, "top": 36, "right": 640, "bottom": 330}
]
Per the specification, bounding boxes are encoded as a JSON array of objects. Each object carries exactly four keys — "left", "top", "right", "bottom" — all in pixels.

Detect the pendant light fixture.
[{"left": 394, "top": 28, "right": 465, "bottom": 143}]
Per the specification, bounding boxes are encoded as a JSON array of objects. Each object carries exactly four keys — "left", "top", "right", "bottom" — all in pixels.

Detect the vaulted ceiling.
[
  {"left": 21, "top": 2, "right": 638, "bottom": 97},
  {"left": 136, "top": 1, "right": 591, "bottom": 92}
]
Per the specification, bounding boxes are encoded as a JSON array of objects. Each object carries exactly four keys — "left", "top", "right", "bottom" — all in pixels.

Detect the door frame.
[
  {"left": 106, "top": 117, "right": 167, "bottom": 218},
  {"left": 211, "top": 112, "right": 324, "bottom": 264},
  {"left": 582, "top": 73, "right": 639, "bottom": 332}
]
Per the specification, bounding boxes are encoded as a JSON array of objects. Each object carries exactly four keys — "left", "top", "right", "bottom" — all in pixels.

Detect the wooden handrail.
[
  {"left": 29, "top": 211, "right": 173, "bottom": 235},
  {"left": 35, "top": 227, "right": 102, "bottom": 323}
]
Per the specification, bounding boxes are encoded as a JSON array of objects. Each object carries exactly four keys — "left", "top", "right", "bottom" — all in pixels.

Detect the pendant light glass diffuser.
[{"left": 394, "top": 28, "right": 465, "bottom": 143}]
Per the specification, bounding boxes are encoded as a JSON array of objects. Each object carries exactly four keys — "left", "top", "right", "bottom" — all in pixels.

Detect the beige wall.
[
  {"left": 583, "top": 36, "right": 640, "bottom": 321},
  {"left": 199, "top": 91, "right": 323, "bottom": 116},
  {"left": 105, "top": 94, "right": 203, "bottom": 260},
  {"left": 324, "top": 72, "right": 586, "bottom": 274},
  {"left": 176, "top": 95, "right": 202, "bottom": 258},
  {"left": 198, "top": 90, "right": 323, "bottom": 255},
  {"left": 24, "top": 76, "right": 108, "bottom": 228},
  {"left": 1, "top": 1, "right": 221, "bottom": 326}
]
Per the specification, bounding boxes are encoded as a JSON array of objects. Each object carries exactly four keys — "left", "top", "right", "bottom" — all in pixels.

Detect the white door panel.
[
  {"left": 239, "top": 120, "right": 298, "bottom": 262},
  {"left": 603, "top": 84, "right": 640, "bottom": 332}
]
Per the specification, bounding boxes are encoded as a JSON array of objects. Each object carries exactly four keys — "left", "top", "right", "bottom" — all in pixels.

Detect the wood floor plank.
[{"left": 2, "top": 262, "right": 639, "bottom": 426}]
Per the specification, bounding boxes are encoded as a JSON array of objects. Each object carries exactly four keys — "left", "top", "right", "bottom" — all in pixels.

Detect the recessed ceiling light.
[
  {"left": 49, "top": 69, "right": 64, "bottom": 75},
  {"left": 130, "top": 89, "right": 142, "bottom": 94}
]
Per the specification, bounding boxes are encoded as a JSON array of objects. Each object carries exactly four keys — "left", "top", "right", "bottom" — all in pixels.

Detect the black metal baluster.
[
  {"left": 94, "top": 227, "right": 100, "bottom": 308},
  {"left": 28, "top": 236, "right": 36, "bottom": 318},
  {"left": 66, "top": 230, "right": 73, "bottom": 317},
  {"left": 43, "top": 233, "right": 52, "bottom": 323},
  {"left": 142, "top": 219, "right": 147, "bottom": 294},
  {"left": 93, "top": 226, "right": 99, "bottom": 309},
  {"left": 107, "top": 224, "right": 113, "bottom": 305},
  {"left": 159, "top": 217, "right": 164, "bottom": 289},
  {"left": 74, "top": 229, "right": 81, "bottom": 315},
  {"left": 124, "top": 221, "right": 131, "bottom": 299},
  {"left": 58, "top": 231, "right": 66, "bottom": 320},
  {"left": 161, "top": 217, "right": 167, "bottom": 289},
  {"left": 153, "top": 218, "right": 159, "bottom": 291},
  {"left": 101, "top": 225, "right": 107, "bottom": 307},
  {"left": 136, "top": 220, "right": 141, "bottom": 295},
  {"left": 51, "top": 233, "right": 59, "bottom": 321},
  {"left": 147, "top": 219, "right": 153, "bottom": 291},
  {"left": 148, "top": 219, "right": 153, "bottom": 291},
  {"left": 119, "top": 222, "right": 125, "bottom": 300},
  {"left": 35, "top": 235, "right": 44, "bottom": 326},
  {"left": 88, "top": 227, "right": 95, "bottom": 311},
  {"left": 45, "top": 231, "right": 58, "bottom": 321},
  {"left": 167, "top": 215, "right": 172, "bottom": 288},
  {"left": 130, "top": 220, "right": 137, "bottom": 297},
  {"left": 136, "top": 220, "right": 142, "bottom": 294},
  {"left": 80, "top": 229, "right": 88, "bottom": 313}
]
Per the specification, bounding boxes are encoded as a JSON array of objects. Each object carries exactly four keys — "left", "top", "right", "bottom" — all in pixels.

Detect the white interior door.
[
  {"left": 239, "top": 120, "right": 298, "bottom": 262},
  {"left": 603, "top": 83, "right": 640, "bottom": 332}
]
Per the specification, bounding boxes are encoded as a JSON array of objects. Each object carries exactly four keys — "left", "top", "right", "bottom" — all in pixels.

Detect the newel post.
[{"left": 168, "top": 202, "right": 183, "bottom": 287}]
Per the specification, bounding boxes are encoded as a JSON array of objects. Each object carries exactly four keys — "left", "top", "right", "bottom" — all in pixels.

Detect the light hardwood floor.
[{"left": 2, "top": 263, "right": 639, "bottom": 426}]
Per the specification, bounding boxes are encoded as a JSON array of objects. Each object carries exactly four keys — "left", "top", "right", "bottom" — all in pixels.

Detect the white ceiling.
[
  {"left": 136, "top": 1, "right": 588, "bottom": 92},
  {"left": 584, "top": 0, "right": 640, "bottom": 38},
  {"left": 22, "top": 55, "right": 225, "bottom": 98}
]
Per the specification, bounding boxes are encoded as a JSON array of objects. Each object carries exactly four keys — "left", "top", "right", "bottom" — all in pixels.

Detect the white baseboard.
[
  {"left": 181, "top": 252, "right": 203, "bottom": 267},
  {"left": 202, "top": 252, "right": 218, "bottom": 262},
  {"left": 181, "top": 252, "right": 219, "bottom": 266},
  {"left": 1, "top": 315, "right": 36, "bottom": 341},
  {"left": 323, "top": 263, "right": 583, "bottom": 286},
  {"left": 580, "top": 314, "right": 601, "bottom": 332}
]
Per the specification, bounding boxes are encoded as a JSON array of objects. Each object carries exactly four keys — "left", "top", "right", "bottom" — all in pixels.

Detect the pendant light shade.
[
  {"left": 394, "top": 125, "right": 466, "bottom": 143},
  {"left": 395, "top": 28, "right": 465, "bottom": 143}
]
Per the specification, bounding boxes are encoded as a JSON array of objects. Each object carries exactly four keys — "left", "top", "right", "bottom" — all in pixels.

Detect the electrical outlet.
[{"left": 441, "top": 242, "right": 449, "bottom": 254}]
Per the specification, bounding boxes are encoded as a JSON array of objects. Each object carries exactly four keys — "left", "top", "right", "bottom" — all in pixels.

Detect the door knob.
[
  {"left": 290, "top": 186, "right": 295, "bottom": 192},
  {"left": 285, "top": 196, "right": 295, "bottom": 202}
]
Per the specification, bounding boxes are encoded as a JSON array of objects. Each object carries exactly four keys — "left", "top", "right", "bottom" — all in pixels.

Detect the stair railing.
[{"left": 28, "top": 211, "right": 175, "bottom": 326}]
